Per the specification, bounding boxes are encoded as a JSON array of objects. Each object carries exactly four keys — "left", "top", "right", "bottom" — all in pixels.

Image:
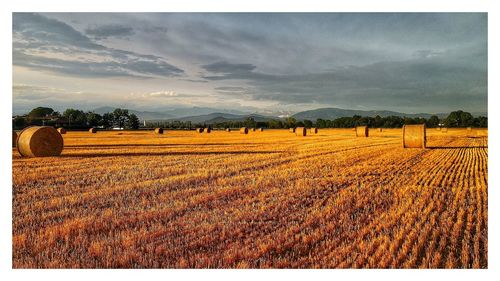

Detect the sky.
[{"left": 12, "top": 13, "right": 487, "bottom": 115}]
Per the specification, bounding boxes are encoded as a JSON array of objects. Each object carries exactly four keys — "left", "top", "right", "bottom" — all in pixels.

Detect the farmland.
[{"left": 12, "top": 128, "right": 488, "bottom": 268}]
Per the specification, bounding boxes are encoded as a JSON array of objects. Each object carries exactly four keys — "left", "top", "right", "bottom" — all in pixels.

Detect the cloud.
[
  {"left": 201, "top": 47, "right": 487, "bottom": 112},
  {"left": 147, "top": 91, "right": 178, "bottom": 98},
  {"left": 202, "top": 61, "right": 257, "bottom": 74},
  {"left": 85, "top": 24, "right": 135, "bottom": 39},
  {"left": 12, "top": 13, "right": 488, "bottom": 113},
  {"left": 13, "top": 13, "right": 184, "bottom": 78}
]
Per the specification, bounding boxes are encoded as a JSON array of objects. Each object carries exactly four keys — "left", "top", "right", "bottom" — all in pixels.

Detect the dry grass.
[{"left": 12, "top": 128, "right": 488, "bottom": 268}]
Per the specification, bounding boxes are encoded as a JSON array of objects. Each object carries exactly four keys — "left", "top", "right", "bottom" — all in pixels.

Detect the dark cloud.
[
  {"left": 85, "top": 24, "right": 135, "bottom": 39},
  {"left": 201, "top": 47, "right": 487, "bottom": 112},
  {"left": 202, "top": 61, "right": 257, "bottom": 74},
  {"left": 13, "top": 13, "right": 183, "bottom": 78}
]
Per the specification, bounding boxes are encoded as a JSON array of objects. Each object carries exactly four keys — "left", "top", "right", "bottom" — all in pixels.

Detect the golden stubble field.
[{"left": 12, "top": 128, "right": 488, "bottom": 268}]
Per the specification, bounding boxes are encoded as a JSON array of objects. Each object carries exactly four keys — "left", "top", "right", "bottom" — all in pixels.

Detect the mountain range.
[{"left": 91, "top": 106, "right": 487, "bottom": 123}]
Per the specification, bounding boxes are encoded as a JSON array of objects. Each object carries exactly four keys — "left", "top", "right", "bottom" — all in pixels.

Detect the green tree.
[
  {"left": 426, "top": 115, "right": 440, "bottom": 128},
  {"left": 28, "top": 107, "right": 54, "bottom": 118},
  {"left": 303, "top": 119, "right": 313, "bottom": 128},
  {"left": 126, "top": 114, "right": 140, "bottom": 129},
  {"left": 444, "top": 110, "right": 474, "bottom": 127},
  {"left": 86, "top": 112, "right": 102, "bottom": 127},
  {"left": 63, "top": 108, "right": 87, "bottom": 127},
  {"left": 13, "top": 116, "right": 27, "bottom": 129},
  {"left": 113, "top": 108, "right": 129, "bottom": 128}
]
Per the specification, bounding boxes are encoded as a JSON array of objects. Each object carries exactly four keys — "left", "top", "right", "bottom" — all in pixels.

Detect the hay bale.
[
  {"left": 226, "top": 128, "right": 231, "bottom": 132},
  {"left": 205, "top": 128, "right": 211, "bottom": 133},
  {"left": 351, "top": 128, "right": 356, "bottom": 131},
  {"left": 310, "top": 127, "right": 318, "bottom": 134},
  {"left": 240, "top": 127, "right": 249, "bottom": 134},
  {"left": 154, "top": 128, "right": 164, "bottom": 134},
  {"left": 403, "top": 124, "right": 426, "bottom": 148},
  {"left": 441, "top": 127, "right": 448, "bottom": 133},
  {"left": 89, "top": 128, "right": 97, "bottom": 133},
  {"left": 467, "top": 127, "right": 472, "bottom": 131},
  {"left": 356, "top": 126, "right": 368, "bottom": 137},
  {"left": 295, "top": 127, "right": 307, "bottom": 136},
  {"left": 57, "top": 127, "right": 66, "bottom": 134},
  {"left": 196, "top": 128, "right": 204, "bottom": 133},
  {"left": 289, "top": 128, "right": 296, "bottom": 133},
  {"left": 252, "top": 128, "right": 256, "bottom": 132},
  {"left": 259, "top": 128, "right": 264, "bottom": 132},
  {"left": 17, "top": 126, "right": 63, "bottom": 157},
  {"left": 12, "top": 131, "right": 18, "bottom": 147},
  {"left": 378, "top": 128, "right": 382, "bottom": 132}
]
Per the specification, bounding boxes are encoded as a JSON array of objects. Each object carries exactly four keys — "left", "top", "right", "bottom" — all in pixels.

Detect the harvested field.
[{"left": 12, "top": 128, "right": 488, "bottom": 268}]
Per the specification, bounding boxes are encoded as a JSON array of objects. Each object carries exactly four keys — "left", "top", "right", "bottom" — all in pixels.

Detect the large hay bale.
[
  {"left": 295, "top": 127, "right": 307, "bottom": 136},
  {"left": 226, "top": 128, "right": 231, "bottom": 132},
  {"left": 289, "top": 128, "right": 296, "bottom": 133},
  {"left": 196, "top": 128, "right": 204, "bottom": 133},
  {"left": 205, "top": 128, "right": 211, "bottom": 133},
  {"left": 89, "top": 128, "right": 97, "bottom": 133},
  {"left": 17, "top": 126, "right": 64, "bottom": 157},
  {"left": 240, "top": 127, "right": 249, "bottom": 134},
  {"left": 154, "top": 128, "right": 164, "bottom": 134},
  {"left": 57, "top": 127, "right": 66, "bottom": 134},
  {"left": 356, "top": 126, "right": 368, "bottom": 137},
  {"left": 403, "top": 124, "right": 426, "bottom": 149},
  {"left": 310, "top": 127, "right": 318, "bottom": 134},
  {"left": 12, "top": 131, "right": 18, "bottom": 147}
]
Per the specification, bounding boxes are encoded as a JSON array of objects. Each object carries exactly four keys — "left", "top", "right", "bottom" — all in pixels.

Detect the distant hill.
[
  {"left": 91, "top": 106, "right": 250, "bottom": 120},
  {"left": 88, "top": 106, "right": 487, "bottom": 122},
  {"left": 292, "top": 107, "right": 454, "bottom": 120},
  {"left": 170, "top": 112, "right": 275, "bottom": 124},
  {"left": 92, "top": 106, "right": 176, "bottom": 120}
]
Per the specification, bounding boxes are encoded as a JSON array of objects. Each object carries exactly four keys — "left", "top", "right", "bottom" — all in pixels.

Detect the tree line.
[
  {"left": 12, "top": 107, "right": 140, "bottom": 130},
  {"left": 13, "top": 107, "right": 487, "bottom": 130}
]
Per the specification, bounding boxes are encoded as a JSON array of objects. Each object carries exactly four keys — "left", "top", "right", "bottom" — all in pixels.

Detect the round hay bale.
[
  {"left": 310, "top": 127, "right": 318, "bottom": 134},
  {"left": 355, "top": 126, "right": 368, "bottom": 137},
  {"left": 295, "top": 127, "right": 307, "bottom": 136},
  {"left": 89, "top": 128, "right": 97, "bottom": 133},
  {"left": 154, "top": 128, "right": 164, "bottom": 134},
  {"left": 402, "top": 124, "right": 426, "bottom": 149},
  {"left": 12, "top": 131, "right": 18, "bottom": 147},
  {"left": 289, "top": 128, "right": 296, "bottom": 133},
  {"left": 226, "top": 128, "right": 231, "bottom": 132},
  {"left": 196, "top": 128, "right": 204, "bottom": 133},
  {"left": 259, "top": 128, "right": 264, "bottom": 132},
  {"left": 17, "top": 126, "right": 64, "bottom": 157},
  {"left": 205, "top": 128, "right": 211, "bottom": 133},
  {"left": 252, "top": 128, "right": 256, "bottom": 132},
  {"left": 378, "top": 128, "right": 382, "bottom": 132},
  {"left": 240, "top": 127, "right": 249, "bottom": 134},
  {"left": 57, "top": 127, "right": 67, "bottom": 134}
]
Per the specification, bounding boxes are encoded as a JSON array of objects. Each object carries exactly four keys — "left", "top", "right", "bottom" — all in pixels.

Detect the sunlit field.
[{"left": 12, "top": 128, "right": 488, "bottom": 268}]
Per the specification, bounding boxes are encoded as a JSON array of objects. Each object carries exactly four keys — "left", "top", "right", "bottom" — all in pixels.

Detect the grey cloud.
[
  {"left": 202, "top": 61, "right": 256, "bottom": 74},
  {"left": 202, "top": 48, "right": 487, "bottom": 112},
  {"left": 13, "top": 13, "right": 183, "bottom": 78},
  {"left": 85, "top": 24, "right": 135, "bottom": 39}
]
